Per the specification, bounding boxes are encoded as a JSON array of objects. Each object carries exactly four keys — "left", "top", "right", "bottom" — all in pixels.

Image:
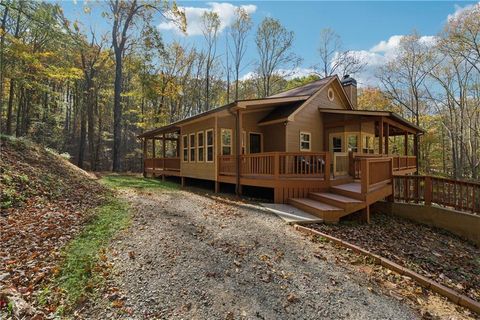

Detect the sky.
[{"left": 60, "top": 0, "right": 479, "bottom": 87}]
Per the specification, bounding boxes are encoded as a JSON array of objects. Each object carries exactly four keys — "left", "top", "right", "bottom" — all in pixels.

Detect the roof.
[
  {"left": 267, "top": 76, "right": 335, "bottom": 98},
  {"left": 318, "top": 109, "right": 425, "bottom": 134},
  {"left": 258, "top": 101, "right": 304, "bottom": 125},
  {"left": 138, "top": 75, "right": 348, "bottom": 138}
]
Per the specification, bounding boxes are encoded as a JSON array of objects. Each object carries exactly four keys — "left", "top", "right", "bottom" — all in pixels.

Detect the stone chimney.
[{"left": 341, "top": 75, "right": 357, "bottom": 109}]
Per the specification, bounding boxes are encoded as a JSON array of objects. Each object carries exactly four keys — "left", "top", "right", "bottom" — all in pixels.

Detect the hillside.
[{"left": 0, "top": 136, "right": 109, "bottom": 316}]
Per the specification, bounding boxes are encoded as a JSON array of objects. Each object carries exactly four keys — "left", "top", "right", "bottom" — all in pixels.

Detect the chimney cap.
[{"left": 341, "top": 74, "right": 357, "bottom": 87}]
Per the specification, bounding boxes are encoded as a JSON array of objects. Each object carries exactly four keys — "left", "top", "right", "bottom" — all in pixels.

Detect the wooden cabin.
[{"left": 139, "top": 75, "right": 423, "bottom": 222}]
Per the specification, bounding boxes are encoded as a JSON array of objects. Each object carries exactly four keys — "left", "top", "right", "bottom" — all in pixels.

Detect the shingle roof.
[{"left": 267, "top": 76, "right": 335, "bottom": 98}]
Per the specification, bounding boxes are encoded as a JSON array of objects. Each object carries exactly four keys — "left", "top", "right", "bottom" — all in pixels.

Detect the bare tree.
[
  {"left": 376, "top": 32, "right": 433, "bottom": 126},
  {"left": 107, "top": 0, "right": 185, "bottom": 171},
  {"left": 255, "top": 17, "right": 300, "bottom": 97},
  {"left": 228, "top": 7, "right": 252, "bottom": 101},
  {"left": 316, "top": 28, "right": 365, "bottom": 78},
  {"left": 200, "top": 11, "right": 220, "bottom": 111}
]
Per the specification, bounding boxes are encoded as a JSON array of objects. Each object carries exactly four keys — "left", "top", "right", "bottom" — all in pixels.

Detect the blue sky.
[{"left": 61, "top": 0, "right": 478, "bottom": 86}]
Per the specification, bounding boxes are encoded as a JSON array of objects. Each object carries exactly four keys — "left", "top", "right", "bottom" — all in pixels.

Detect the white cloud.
[
  {"left": 345, "top": 35, "right": 438, "bottom": 87},
  {"left": 159, "top": 2, "right": 257, "bottom": 36},
  {"left": 447, "top": 1, "right": 480, "bottom": 21}
]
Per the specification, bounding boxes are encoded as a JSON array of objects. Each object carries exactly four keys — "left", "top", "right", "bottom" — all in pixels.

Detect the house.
[{"left": 138, "top": 75, "right": 423, "bottom": 223}]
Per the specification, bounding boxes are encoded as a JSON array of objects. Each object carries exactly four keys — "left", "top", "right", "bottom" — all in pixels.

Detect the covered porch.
[{"left": 139, "top": 125, "right": 181, "bottom": 177}]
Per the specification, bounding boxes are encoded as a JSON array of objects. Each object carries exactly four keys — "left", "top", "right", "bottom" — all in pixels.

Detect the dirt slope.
[{"left": 0, "top": 136, "right": 108, "bottom": 313}]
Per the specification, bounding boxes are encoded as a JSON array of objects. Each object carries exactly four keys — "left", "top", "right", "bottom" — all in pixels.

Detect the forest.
[{"left": 0, "top": 0, "right": 479, "bottom": 180}]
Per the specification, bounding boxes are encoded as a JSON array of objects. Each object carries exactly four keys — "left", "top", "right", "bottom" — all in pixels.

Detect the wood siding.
[
  {"left": 180, "top": 117, "right": 216, "bottom": 180},
  {"left": 286, "top": 82, "right": 348, "bottom": 152}
]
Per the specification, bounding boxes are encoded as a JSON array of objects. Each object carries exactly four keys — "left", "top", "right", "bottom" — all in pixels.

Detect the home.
[{"left": 139, "top": 75, "right": 423, "bottom": 222}]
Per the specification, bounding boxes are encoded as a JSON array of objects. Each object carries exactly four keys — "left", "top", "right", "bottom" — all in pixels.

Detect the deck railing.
[
  {"left": 360, "top": 157, "right": 393, "bottom": 193},
  {"left": 144, "top": 157, "right": 180, "bottom": 171},
  {"left": 394, "top": 175, "right": 480, "bottom": 214},
  {"left": 218, "top": 152, "right": 330, "bottom": 179},
  {"left": 351, "top": 153, "right": 416, "bottom": 179}
]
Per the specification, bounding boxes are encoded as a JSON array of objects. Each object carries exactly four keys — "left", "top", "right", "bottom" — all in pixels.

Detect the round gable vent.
[{"left": 328, "top": 88, "right": 335, "bottom": 101}]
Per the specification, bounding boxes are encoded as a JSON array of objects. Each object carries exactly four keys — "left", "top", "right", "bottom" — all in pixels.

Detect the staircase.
[{"left": 288, "top": 181, "right": 392, "bottom": 223}]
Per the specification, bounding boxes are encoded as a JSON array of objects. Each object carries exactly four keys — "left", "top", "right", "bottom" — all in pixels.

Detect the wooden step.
[
  {"left": 330, "top": 182, "right": 364, "bottom": 200},
  {"left": 288, "top": 198, "right": 344, "bottom": 223},
  {"left": 309, "top": 192, "right": 365, "bottom": 214}
]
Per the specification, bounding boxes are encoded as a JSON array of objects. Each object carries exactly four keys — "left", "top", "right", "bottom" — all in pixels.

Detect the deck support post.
[
  {"left": 181, "top": 177, "right": 185, "bottom": 188},
  {"left": 366, "top": 205, "right": 370, "bottom": 224},
  {"left": 274, "top": 188, "right": 282, "bottom": 203},
  {"left": 215, "top": 181, "right": 220, "bottom": 193}
]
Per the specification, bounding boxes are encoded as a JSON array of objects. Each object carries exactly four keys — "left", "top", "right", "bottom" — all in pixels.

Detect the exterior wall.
[
  {"left": 241, "top": 108, "right": 285, "bottom": 153},
  {"left": 374, "top": 201, "right": 480, "bottom": 246},
  {"left": 180, "top": 117, "right": 216, "bottom": 180},
  {"left": 285, "top": 82, "right": 349, "bottom": 152}
]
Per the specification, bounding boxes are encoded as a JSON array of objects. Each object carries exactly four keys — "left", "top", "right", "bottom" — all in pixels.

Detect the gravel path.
[{"left": 81, "top": 187, "right": 420, "bottom": 319}]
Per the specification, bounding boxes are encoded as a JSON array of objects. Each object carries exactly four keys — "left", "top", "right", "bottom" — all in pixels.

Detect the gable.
[{"left": 288, "top": 77, "right": 352, "bottom": 122}]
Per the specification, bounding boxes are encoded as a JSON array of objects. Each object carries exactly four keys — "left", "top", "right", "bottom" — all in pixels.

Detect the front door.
[
  {"left": 329, "top": 133, "right": 348, "bottom": 176},
  {"left": 249, "top": 133, "right": 262, "bottom": 153}
]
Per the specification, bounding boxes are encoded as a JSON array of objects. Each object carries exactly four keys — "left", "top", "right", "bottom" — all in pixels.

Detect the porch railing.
[
  {"left": 218, "top": 152, "right": 330, "bottom": 179},
  {"left": 351, "top": 153, "right": 416, "bottom": 179},
  {"left": 394, "top": 175, "right": 480, "bottom": 214},
  {"left": 360, "top": 157, "right": 394, "bottom": 194},
  {"left": 144, "top": 157, "right": 180, "bottom": 171}
]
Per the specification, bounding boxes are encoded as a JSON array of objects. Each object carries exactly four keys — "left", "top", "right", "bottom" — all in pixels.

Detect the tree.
[
  {"left": 228, "top": 7, "right": 252, "bottom": 101},
  {"left": 107, "top": 0, "right": 185, "bottom": 171},
  {"left": 255, "top": 17, "right": 300, "bottom": 97},
  {"left": 316, "top": 28, "right": 365, "bottom": 78},
  {"left": 200, "top": 11, "right": 220, "bottom": 111},
  {"left": 376, "top": 32, "right": 432, "bottom": 126}
]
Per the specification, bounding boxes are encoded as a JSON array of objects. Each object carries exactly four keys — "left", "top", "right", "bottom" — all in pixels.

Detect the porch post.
[
  {"left": 385, "top": 123, "right": 389, "bottom": 155},
  {"left": 378, "top": 117, "right": 384, "bottom": 154},
  {"left": 413, "top": 133, "right": 419, "bottom": 173},
  {"left": 143, "top": 138, "right": 147, "bottom": 177},
  {"left": 235, "top": 109, "right": 242, "bottom": 196},
  {"left": 404, "top": 132, "right": 408, "bottom": 156},
  {"left": 152, "top": 137, "right": 156, "bottom": 175},
  {"left": 162, "top": 134, "right": 166, "bottom": 158}
]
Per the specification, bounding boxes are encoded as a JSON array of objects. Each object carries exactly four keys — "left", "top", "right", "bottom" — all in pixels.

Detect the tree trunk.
[
  {"left": 78, "top": 102, "right": 86, "bottom": 168},
  {"left": 6, "top": 78, "right": 14, "bottom": 135},
  {"left": 112, "top": 51, "right": 123, "bottom": 172}
]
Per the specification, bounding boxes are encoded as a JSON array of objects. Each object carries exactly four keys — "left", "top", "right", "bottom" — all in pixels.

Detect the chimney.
[{"left": 341, "top": 75, "right": 357, "bottom": 109}]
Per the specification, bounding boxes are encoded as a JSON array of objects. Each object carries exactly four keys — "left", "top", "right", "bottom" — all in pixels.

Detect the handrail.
[
  {"left": 218, "top": 152, "right": 330, "bottom": 180},
  {"left": 351, "top": 152, "right": 416, "bottom": 178},
  {"left": 393, "top": 175, "right": 480, "bottom": 214},
  {"left": 360, "top": 157, "right": 393, "bottom": 194}
]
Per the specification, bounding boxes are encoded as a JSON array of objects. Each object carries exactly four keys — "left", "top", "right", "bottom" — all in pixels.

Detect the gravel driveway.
[{"left": 81, "top": 186, "right": 420, "bottom": 319}]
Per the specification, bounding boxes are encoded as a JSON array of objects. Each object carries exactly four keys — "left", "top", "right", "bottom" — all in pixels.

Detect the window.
[
  {"left": 242, "top": 131, "right": 246, "bottom": 154},
  {"left": 363, "top": 135, "right": 374, "bottom": 154},
  {"left": 221, "top": 129, "right": 232, "bottom": 155},
  {"left": 182, "top": 135, "right": 188, "bottom": 162},
  {"left": 347, "top": 134, "right": 358, "bottom": 152},
  {"left": 197, "top": 131, "right": 204, "bottom": 162},
  {"left": 189, "top": 133, "right": 196, "bottom": 162},
  {"left": 328, "top": 88, "right": 335, "bottom": 101},
  {"left": 300, "top": 132, "right": 311, "bottom": 151},
  {"left": 206, "top": 129, "right": 214, "bottom": 162},
  {"left": 332, "top": 136, "right": 342, "bottom": 152}
]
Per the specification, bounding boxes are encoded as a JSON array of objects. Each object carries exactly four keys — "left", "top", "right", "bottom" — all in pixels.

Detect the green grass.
[
  {"left": 100, "top": 174, "right": 180, "bottom": 190},
  {"left": 47, "top": 197, "right": 130, "bottom": 313}
]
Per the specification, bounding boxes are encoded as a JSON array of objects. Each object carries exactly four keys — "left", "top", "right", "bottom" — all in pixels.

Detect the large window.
[
  {"left": 206, "top": 129, "right": 214, "bottom": 162},
  {"left": 182, "top": 135, "right": 188, "bottom": 162},
  {"left": 189, "top": 133, "right": 196, "bottom": 162},
  {"left": 197, "top": 131, "right": 204, "bottom": 162},
  {"left": 300, "top": 132, "right": 311, "bottom": 151},
  {"left": 347, "top": 134, "right": 358, "bottom": 152},
  {"left": 221, "top": 129, "right": 232, "bottom": 155}
]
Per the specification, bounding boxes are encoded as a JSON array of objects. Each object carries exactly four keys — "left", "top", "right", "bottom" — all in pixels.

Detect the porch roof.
[{"left": 318, "top": 109, "right": 425, "bottom": 134}]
